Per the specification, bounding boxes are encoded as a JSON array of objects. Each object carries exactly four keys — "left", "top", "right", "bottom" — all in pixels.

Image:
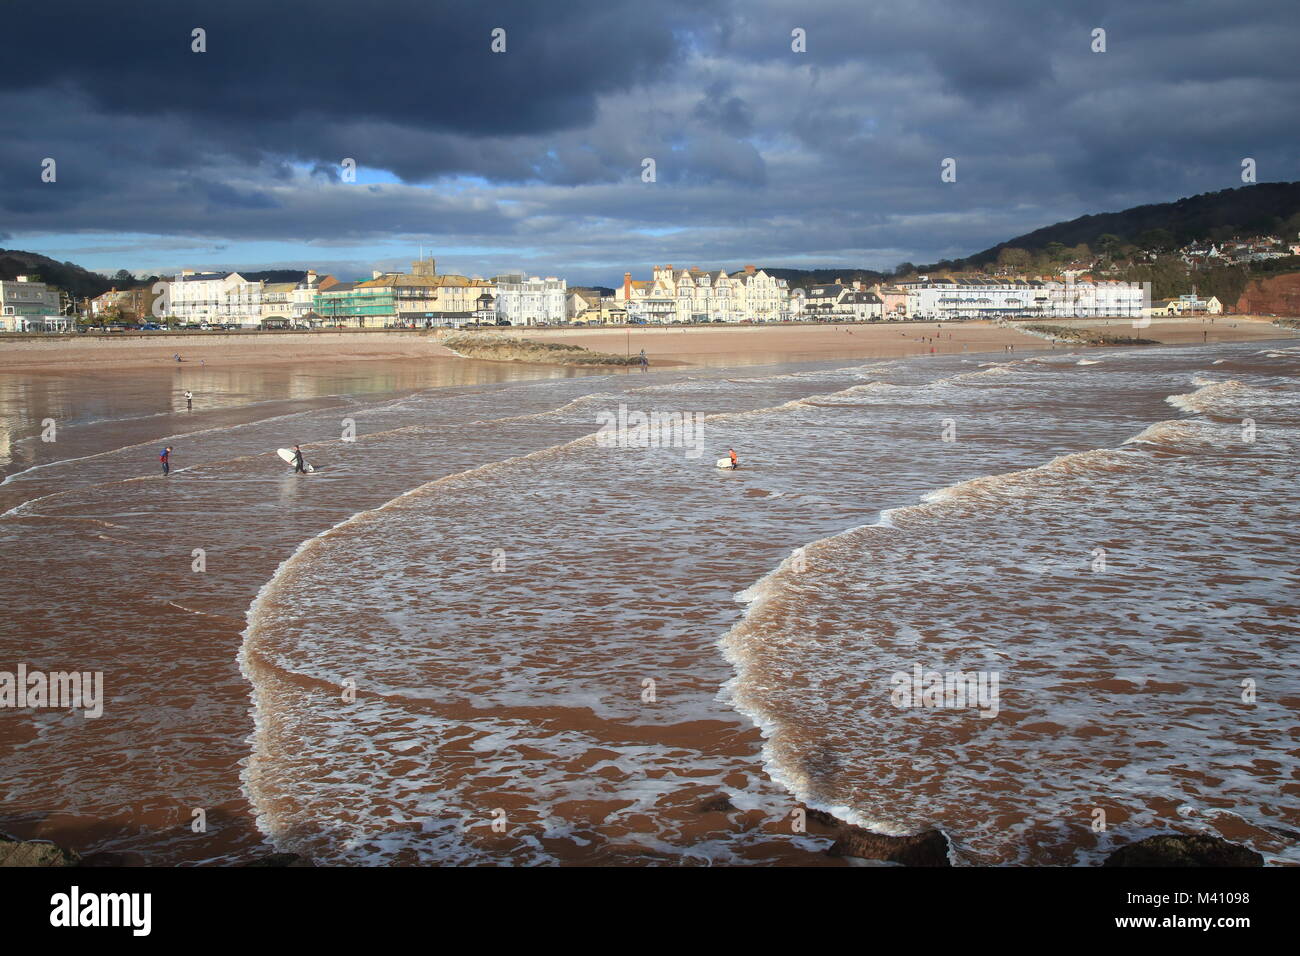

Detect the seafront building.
[
  {"left": 167, "top": 271, "right": 266, "bottom": 324},
  {"left": 566, "top": 288, "right": 602, "bottom": 320},
  {"left": 1145, "top": 293, "right": 1224, "bottom": 317},
  {"left": 164, "top": 270, "right": 335, "bottom": 326},
  {"left": 491, "top": 274, "right": 567, "bottom": 326},
  {"left": 149, "top": 261, "right": 1150, "bottom": 328},
  {"left": 309, "top": 260, "right": 565, "bottom": 328},
  {"left": 91, "top": 286, "right": 160, "bottom": 323},
  {"left": 896, "top": 275, "right": 1146, "bottom": 320},
  {"left": 312, "top": 258, "right": 496, "bottom": 328},
  {"left": 614, "top": 264, "right": 792, "bottom": 323},
  {"left": 0, "top": 275, "right": 67, "bottom": 331}
]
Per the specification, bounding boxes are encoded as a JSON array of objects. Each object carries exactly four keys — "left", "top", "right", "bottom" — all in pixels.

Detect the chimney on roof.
[
  {"left": 744, "top": 264, "right": 755, "bottom": 274},
  {"left": 835, "top": 277, "right": 843, "bottom": 285},
  {"left": 623, "top": 272, "right": 632, "bottom": 298}
]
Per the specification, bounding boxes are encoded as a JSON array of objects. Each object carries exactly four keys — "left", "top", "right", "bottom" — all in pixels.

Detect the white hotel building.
[
  {"left": 491, "top": 274, "right": 567, "bottom": 326},
  {"left": 167, "top": 270, "right": 337, "bottom": 325},
  {"left": 166, "top": 271, "right": 265, "bottom": 325},
  {"left": 898, "top": 276, "right": 1145, "bottom": 320}
]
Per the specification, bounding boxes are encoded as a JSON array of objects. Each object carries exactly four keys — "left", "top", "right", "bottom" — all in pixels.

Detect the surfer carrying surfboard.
[
  {"left": 729, "top": 448, "right": 738, "bottom": 469},
  {"left": 292, "top": 445, "right": 307, "bottom": 474}
]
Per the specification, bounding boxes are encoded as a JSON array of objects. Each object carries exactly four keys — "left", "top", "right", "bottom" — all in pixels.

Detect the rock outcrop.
[
  {"left": 1103, "top": 833, "right": 1264, "bottom": 867},
  {"left": 0, "top": 835, "right": 81, "bottom": 867},
  {"left": 827, "top": 824, "right": 951, "bottom": 866},
  {"left": 1236, "top": 272, "right": 1300, "bottom": 317}
]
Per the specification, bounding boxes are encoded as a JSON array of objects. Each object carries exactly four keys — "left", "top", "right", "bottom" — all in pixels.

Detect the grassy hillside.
[
  {"left": 942, "top": 183, "right": 1300, "bottom": 270},
  {"left": 0, "top": 249, "right": 141, "bottom": 299}
]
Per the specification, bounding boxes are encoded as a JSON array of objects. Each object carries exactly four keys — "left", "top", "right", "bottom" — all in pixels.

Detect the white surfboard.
[
  {"left": 716, "top": 457, "right": 737, "bottom": 469},
  {"left": 277, "top": 447, "right": 315, "bottom": 473}
]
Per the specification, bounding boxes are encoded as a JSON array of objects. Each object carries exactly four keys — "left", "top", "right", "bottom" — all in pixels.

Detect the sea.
[{"left": 1, "top": 341, "right": 1297, "bottom": 865}]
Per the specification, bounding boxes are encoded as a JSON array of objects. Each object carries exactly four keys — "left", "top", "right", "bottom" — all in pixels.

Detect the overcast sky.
[{"left": 2, "top": 0, "right": 1297, "bottom": 285}]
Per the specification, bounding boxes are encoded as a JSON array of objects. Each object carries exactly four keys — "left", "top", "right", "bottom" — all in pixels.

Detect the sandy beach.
[
  {"left": 0, "top": 315, "right": 1290, "bottom": 372},
  {"left": 483, "top": 315, "right": 1295, "bottom": 365}
]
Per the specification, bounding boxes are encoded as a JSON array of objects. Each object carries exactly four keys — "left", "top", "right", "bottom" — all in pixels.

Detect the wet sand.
[{"left": 0, "top": 330, "right": 458, "bottom": 371}]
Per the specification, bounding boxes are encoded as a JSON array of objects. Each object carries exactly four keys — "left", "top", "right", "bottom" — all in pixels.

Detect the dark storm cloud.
[
  {"left": 192, "top": 180, "right": 281, "bottom": 212},
  {"left": 1, "top": 0, "right": 701, "bottom": 138},
  {"left": 1, "top": 0, "right": 1297, "bottom": 280}
]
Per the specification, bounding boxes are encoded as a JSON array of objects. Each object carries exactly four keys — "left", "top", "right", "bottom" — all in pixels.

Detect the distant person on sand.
[
  {"left": 639, "top": 348, "right": 648, "bottom": 370},
  {"left": 174, "top": 353, "right": 182, "bottom": 363},
  {"left": 184, "top": 390, "right": 192, "bottom": 409},
  {"left": 160, "top": 446, "right": 172, "bottom": 476},
  {"left": 293, "top": 445, "right": 307, "bottom": 474}
]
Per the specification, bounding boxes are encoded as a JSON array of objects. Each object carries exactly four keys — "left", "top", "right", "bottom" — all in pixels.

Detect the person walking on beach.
[
  {"left": 292, "top": 444, "right": 307, "bottom": 474},
  {"left": 184, "top": 389, "right": 192, "bottom": 410},
  {"left": 639, "top": 348, "right": 648, "bottom": 370},
  {"left": 160, "top": 446, "right": 172, "bottom": 477}
]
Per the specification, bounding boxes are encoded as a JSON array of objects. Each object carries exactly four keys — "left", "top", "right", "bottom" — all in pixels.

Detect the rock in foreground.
[
  {"left": 828, "top": 825, "right": 952, "bottom": 866},
  {"left": 0, "top": 835, "right": 81, "bottom": 867},
  {"left": 1103, "top": 833, "right": 1264, "bottom": 867}
]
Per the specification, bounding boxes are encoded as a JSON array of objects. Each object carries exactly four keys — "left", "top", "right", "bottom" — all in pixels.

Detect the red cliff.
[{"left": 1235, "top": 272, "right": 1300, "bottom": 316}]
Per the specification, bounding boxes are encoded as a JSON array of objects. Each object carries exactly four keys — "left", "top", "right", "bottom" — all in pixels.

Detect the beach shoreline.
[{"left": 1, "top": 315, "right": 1292, "bottom": 372}]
